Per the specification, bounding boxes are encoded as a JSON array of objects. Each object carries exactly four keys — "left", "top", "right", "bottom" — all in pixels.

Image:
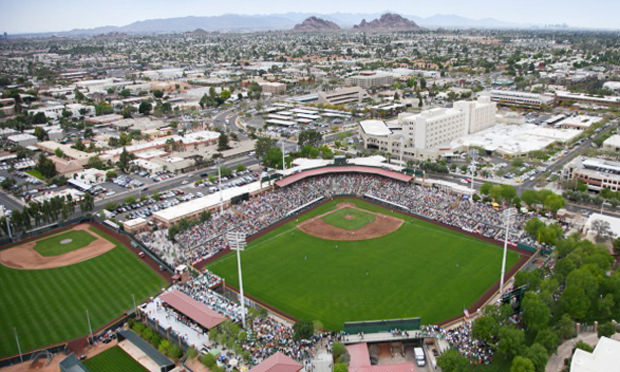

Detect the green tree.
[
  {"left": 496, "top": 326, "right": 525, "bottom": 361},
  {"left": 524, "top": 343, "right": 549, "bottom": 372},
  {"left": 333, "top": 364, "right": 348, "bottom": 372},
  {"left": 437, "top": 349, "right": 469, "bottom": 372},
  {"left": 292, "top": 320, "right": 313, "bottom": 340},
  {"left": 117, "top": 147, "right": 135, "bottom": 173},
  {"left": 34, "top": 126, "right": 48, "bottom": 140},
  {"left": 298, "top": 130, "right": 323, "bottom": 147},
  {"left": 510, "top": 356, "right": 535, "bottom": 372},
  {"left": 555, "top": 314, "right": 577, "bottom": 340},
  {"left": 597, "top": 321, "right": 616, "bottom": 338},
  {"left": 119, "top": 88, "right": 131, "bottom": 98},
  {"left": 255, "top": 137, "right": 276, "bottom": 159},
  {"left": 521, "top": 190, "right": 539, "bottom": 207},
  {"left": 32, "top": 112, "right": 47, "bottom": 124},
  {"left": 218, "top": 132, "right": 230, "bottom": 151},
  {"left": 480, "top": 182, "right": 493, "bottom": 195},
  {"left": 263, "top": 146, "right": 283, "bottom": 168},
  {"left": 543, "top": 193, "right": 565, "bottom": 214},
  {"left": 560, "top": 286, "right": 590, "bottom": 321},
  {"left": 54, "top": 148, "right": 64, "bottom": 158},
  {"left": 86, "top": 156, "right": 105, "bottom": 169},
  {"left": 152, "top": 89, "right": 164, "bottom": 98},
  {"left": 35, "top": 153, "right": 57, "bottom": 178},
  {"left": 522, "top": 292, "right": 550, "bottom": 335},
  {"left": 138, "top": 101, "right": 152, "bottom": 115}
]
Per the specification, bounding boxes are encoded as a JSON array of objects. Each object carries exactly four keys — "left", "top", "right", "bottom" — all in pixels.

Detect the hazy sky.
[{"left": 1, "top": 0, "right": 619, "bottom": 33}]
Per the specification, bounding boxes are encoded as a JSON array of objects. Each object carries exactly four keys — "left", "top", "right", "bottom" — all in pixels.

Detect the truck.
[{"left": 414, "top": 347, "right": 426, "bottom": 367}]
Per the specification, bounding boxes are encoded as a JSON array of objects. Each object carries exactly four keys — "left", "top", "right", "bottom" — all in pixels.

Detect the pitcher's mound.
[{"left": 298, "top": 204, "right": 403, "bottom": 241}]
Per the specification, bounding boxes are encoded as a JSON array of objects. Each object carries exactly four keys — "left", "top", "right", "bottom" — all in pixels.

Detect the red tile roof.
[
  {"left": 160, "top": 290, "right": 226, "bottom": 330},
  {"left": 249, "top": 352, "right": 302, "bottom": 372},
  {"left": 275, "top": 166, "right": 412, "bottom": 188},
  {"left": 346, "top": 343, "right": 419, "bottom": 372}
]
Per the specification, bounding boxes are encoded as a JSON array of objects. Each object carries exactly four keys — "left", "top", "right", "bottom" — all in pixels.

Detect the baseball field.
[
  {"left": 209, "top": 198, "right": 521, "bottom": 330},
  {"left": 83, "top": 346, "right": 149, "bottom": 372},
  {"left": 0, "top": 225, "right": 167, "bottom": 358}
]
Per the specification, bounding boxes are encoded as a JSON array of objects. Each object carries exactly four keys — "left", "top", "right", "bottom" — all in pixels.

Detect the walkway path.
[{"left": 545, "top": 332, "right": 598, "bottom": 372}]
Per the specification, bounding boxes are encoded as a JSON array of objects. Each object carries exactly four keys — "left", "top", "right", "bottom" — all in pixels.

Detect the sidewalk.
[{"left": 545, "top": 332, "right": 598, "bottom": 372}]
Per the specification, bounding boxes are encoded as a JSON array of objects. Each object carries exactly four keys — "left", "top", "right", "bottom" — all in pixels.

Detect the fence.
[{"left": 0, "top": 343, "right": 67, "bottom": 368}]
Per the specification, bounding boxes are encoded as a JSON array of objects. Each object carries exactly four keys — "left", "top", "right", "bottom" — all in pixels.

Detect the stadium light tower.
[
  {"left": 227, "top": 230, "right": 247, "bottom": 328},
  {"left": 500, "top": 208, "right": 516, "bottom": 295},
  {"left": 468, "top": 149, "right": 478, "bottom": 194}
]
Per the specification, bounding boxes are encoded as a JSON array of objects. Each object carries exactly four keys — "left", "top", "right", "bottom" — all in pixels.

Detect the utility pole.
[
  {"left": 500, "top": 208, "right": 516, "bottom": 295},
  {"left": 227, "top": 231, "right": 247, "bottom": 328}
]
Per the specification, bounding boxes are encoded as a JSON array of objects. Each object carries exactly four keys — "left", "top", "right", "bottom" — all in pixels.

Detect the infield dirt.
[
  {"left": 0, "top": 224, "right": 115, "bottom": 270},
  {"left": 297, "top": 202, "right": 403, "bottom": 240}
]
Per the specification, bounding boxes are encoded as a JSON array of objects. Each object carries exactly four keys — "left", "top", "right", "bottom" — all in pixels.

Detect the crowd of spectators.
[
  {"left": 424, "top": 323, "right": 493, "bottom": 365},
  {"left": 137, "top": 173, "right": 528, "bottom": 267},
  {"left": 175, "top": 272, "right": 319, "bottom": 365}
]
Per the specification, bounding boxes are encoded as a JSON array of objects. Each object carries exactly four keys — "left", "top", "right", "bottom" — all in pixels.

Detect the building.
[
  {"left": 346, "top": 71, "right": 394, "bottom": 88},
  {"left": 0, "top": 98, "right": 15, "bottom": 115},
  {"left": 489, "top": 90, "right": 553, "bottom": 109},
  {"left": 453, "top": 95, "right": 497, "bottom": 134},
  {"left": 562, "top": 156, "right": 620, "bottom": 192},
  {"left": 123, "top": 217, "right": 149, "bottom": 234},
  {"left": 258, "top": 81, "right": 287, "bottom": 95},
  {"left": 318, "top": 87, "right": 369, "bottom": 105},
  {"left": 554, "top": 115, "right": 602, "bottom": 130},
  {"left": 602, "top": 134, "right": 620, "bottom": 153},
  {"left": 358, "top": 96, "right": 496, "bottom": 160},
  {"left": 249, "top": 352, "right": 302, "bottom": 372},
  {"left": 570, "top": 336, "right": 620, "bottom": 372},
  {"left": 8, "top": 133, "right": 37, "bottom": 147},
  {"left": 555, "top": 91, "right": 620, "bottom": 108}
]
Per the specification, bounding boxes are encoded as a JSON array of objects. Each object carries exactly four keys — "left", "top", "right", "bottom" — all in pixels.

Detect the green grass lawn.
[
  {"left": 34, "top": 230, "right": 96, "bottom": 256},
  {"left": 0, "top": 226, "right": 167, "bottom": 357},
  {"left": 209, "top": 198, "right": 520, "bottom": 330},
  {"left": 83, "top": 346, "right": 148, "bottom": 372},
  {"left": 321, "top": 207, "right": 376, "bottom": 230},
  {"left": 25, "top": 169, "right": 45, "bottom": 180}
]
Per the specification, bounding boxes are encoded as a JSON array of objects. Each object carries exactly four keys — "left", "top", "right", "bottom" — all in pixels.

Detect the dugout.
[
  {"left": 117, "top": 330, "right": 175, "bottom": 372},
  {"left": 344, "top": 317, "right": 421, "bottom": 335}
]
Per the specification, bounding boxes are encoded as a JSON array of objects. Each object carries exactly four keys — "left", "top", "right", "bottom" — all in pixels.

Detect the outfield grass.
[
  {"left": 321, "top": 207, "right": 376, "bottom": 230},
  {"left": 0, "top": 226, "right": 167, "bottom": 357},
  {"left": 209, "top": 198, "right": 520, "bottom": 330},
  {"left": 34, "top": 230, "right": 96, "bottom": 256},
  {"left": 83, "top": 346, "right": 148, "bottom": 372}
]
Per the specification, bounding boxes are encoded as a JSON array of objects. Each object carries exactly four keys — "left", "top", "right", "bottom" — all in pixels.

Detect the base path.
[
  {"left": 297, "top": 203, "right": 403, "bottom": 241},
  {"left": 0, "top": 223, "right": 115, "bottom": 270}
]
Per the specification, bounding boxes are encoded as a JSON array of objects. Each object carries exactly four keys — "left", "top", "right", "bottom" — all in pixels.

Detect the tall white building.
[
  {"left": 453, "top": 96, "right": 497, "bottom": 134},
  {"left": 359, "top": 96, "right": 496, "bottom": 160}
]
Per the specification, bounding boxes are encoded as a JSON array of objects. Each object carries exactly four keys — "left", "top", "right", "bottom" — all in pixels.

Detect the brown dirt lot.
[
  {"left": 0, "top": 223, "right": 115, "bottom": 270},
  {"left": 297, "top": 202, "right": 403, "bottom": 241}
]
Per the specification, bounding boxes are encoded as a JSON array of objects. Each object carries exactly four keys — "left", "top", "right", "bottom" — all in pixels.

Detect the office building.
[
  {"left": 562, "top": 156, "right": 620, "bottom": 192},
  {"left": 318, "top": 87, "right": 369, "bottom": 105},
  {"left": 345, "top": 71, "right": 393, "bottom": 88},
  {"left": 489, "top": 90, "right": 553, "bottom": 109}
]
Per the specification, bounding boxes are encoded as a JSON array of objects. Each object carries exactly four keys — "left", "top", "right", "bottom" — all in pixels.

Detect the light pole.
[
  {"left": 86, "top": 309, "right": 94, "bottom": 345},
  {"left": 500, "top": 208, "right": 516, "bottom": 295},
  {"left": 217, "top": 159, "right": 223, "bottom": 214},
  {"left": 227, "top": 230, "right": 247, "bottom": 328},
  {"left": 281, "top": 141, "right": 286, "bottom": 171},
  {"left": 468, "top": 149, "right": 478, "bottom": 194},
  {"left": 13, "top": 328, "right": 22, "bottom": 363}
]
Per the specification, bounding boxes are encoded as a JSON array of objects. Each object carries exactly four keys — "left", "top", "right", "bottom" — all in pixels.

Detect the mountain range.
[{"left": 14, "top": 12, "right": 565, "bottom": 37}]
